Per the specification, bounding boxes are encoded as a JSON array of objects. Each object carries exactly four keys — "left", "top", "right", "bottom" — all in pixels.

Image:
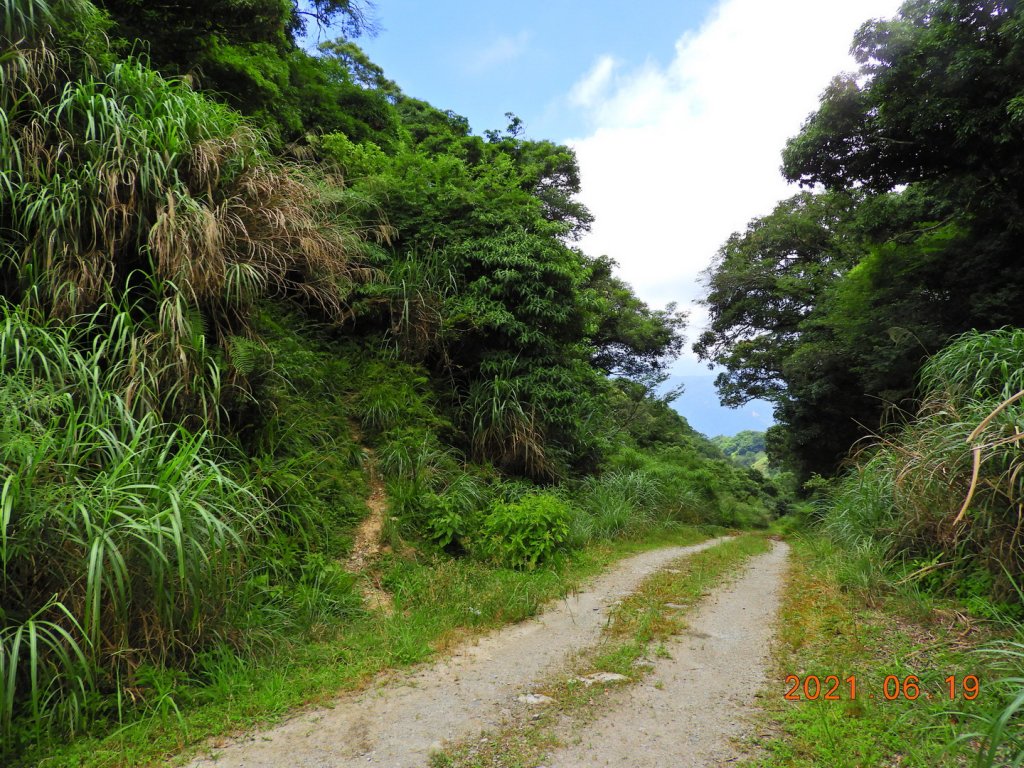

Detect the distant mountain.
[
  {"left": 663, "top": 375, "right": 774, "bottom": 438},
  {"left": 712, "top": 430, "right": 772, "bottom": 476}
]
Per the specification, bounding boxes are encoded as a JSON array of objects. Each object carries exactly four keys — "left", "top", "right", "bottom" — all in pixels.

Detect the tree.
[
  {"left": 782, "top": 0, "right": 1024, "bottom": 336},
  {"left": 694, "top": 191, "right": 862, "bottom": 406},
  {"left": 484, "top": 114, "right": 594, "bottom": 239},
  {"left": 783, "top": 0, "right": 1024, "bottom": 202},
  {"left": 700, "top": 0, "right": 1024, "bottom": 480},
  {"left": 588, "top": 256, "right": 687, "bottom": 381}
]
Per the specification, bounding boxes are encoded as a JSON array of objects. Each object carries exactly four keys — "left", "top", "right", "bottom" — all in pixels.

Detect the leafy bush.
[
  {"left": 424, "top": 498, "right": 476, "bottom": 551},
  {"left": 476, "top": 493, "right": 572, "bottom": 569}
]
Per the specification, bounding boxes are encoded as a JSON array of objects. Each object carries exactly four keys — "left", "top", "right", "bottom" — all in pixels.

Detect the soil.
[
  {"left": 183, "top": 537, "right": 738, "bottom": 767},
  {"left": 344, "top": 456, "right": 393, "bottom": 614}
]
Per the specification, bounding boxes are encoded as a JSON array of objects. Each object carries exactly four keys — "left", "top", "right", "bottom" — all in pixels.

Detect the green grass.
[
  {"left": 823, "top": 328, "right": 1024, "bottom": 609},
  {"left": 0, "top": 305, "right": 274, "bottom": 756},
  {"left": 953, "top": 639, "right": 1024, "bottom": 766},
  {"left": 740, "top": 535, "right": 1011, "bottom": 767},
  {"left": 31, "top": 527, "right": 715, "bottom": 767},
  {"left": 434, "top": 534, "right": 771, "bottom": 768}
]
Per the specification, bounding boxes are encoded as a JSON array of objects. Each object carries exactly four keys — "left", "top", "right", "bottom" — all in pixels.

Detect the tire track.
[{"left": 547, "top": 540, "right": 789, "bottom": 767}]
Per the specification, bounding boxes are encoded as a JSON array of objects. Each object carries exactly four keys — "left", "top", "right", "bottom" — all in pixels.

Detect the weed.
[
  {"left": 824, "top": 328, "right": 1024, "bottom": 607},
  {"left": 741, "top": 536, "right": 1003, "bottom": 768},
  {"left": 476, "top": 493, "right": 573, "bottom": 569},
  {"left": 1, "top": 0, "right": 375, "bottom": 423}
]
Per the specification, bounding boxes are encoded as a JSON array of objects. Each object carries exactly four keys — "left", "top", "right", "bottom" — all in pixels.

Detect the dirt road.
[
  {"left": 547, "top": 540, "right": 789, "bottom": 767},
  {"left": 184, "top": 536, "right": 786, "bottom": 768}
]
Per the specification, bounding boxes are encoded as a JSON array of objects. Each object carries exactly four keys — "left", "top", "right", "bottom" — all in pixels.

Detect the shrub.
[
  {"left": 476, "top": 493, "right": 572, "bottom": 569},
  {"left": 424, "top": 498, "right": 478, "bottom": 552},
  {"left": 0, "top": 305, "right": 367, "bottom": 758}
]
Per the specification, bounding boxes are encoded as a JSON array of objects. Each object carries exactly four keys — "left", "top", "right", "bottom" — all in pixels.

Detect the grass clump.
[
  {"left": 0, "top": 305, "right": 265, "bottom": 755},
  {"left": 0, "top": 304, "right": 374, "bottom": 764},
  {"left": 571, "top": 470, "right": 662, "bottom": 541},
  {"left": 953, "top": 639, "right": 1024, "bottom": 767},
  {"left": 602, "top": 442, "right": 777, "bottom": 530},
  {"left": 1, "top": 0, "right": 376, "bottom": 424},
  {"left": 824, "top": 328, "right": 1024, "bottom": 615}
]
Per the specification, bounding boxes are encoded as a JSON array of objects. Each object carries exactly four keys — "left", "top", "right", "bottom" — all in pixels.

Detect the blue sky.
[
  {"left": 315, "top": 1, "right": 720, "bottom": 142},
  {"left": 308, "top": 0, "right": 905, "bottom": 435}
]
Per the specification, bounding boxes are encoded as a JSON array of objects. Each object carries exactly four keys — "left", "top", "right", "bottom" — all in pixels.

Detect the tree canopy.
[
  {"left": 97, "top": 0, "right": 394, "bottom": 144},
  {"left": 699, "top": 0, "right": 1024, "bottom": 480}
]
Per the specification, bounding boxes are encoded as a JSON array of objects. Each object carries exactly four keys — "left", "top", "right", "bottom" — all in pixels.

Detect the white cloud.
[
  {"left": 565, "top": 0, "right": 903, "bottom": 374},
  {"left": 468, "top": 30, "right": 532, "bottom": 73},
  {"left": 569, "top": 55, "right": 617, "bottom": 108}
]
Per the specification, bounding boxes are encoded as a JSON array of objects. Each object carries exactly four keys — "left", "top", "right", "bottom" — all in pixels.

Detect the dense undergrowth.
[
  {"left": 0, "top": 0, "right": 784, "bottom": 762},
  {"left": 783, "top": 328, "right": 1024, "bottom": 763},
  {"left": 821, "top": 328, "right": 1024, "bottom": 619}
]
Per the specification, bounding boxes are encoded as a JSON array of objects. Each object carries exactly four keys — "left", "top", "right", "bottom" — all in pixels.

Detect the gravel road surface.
[{"left": 184, "top": 537, "right": 735, "bottom": 768}]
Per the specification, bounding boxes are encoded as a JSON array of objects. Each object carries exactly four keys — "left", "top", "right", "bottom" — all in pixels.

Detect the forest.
[
  {"left": 0, "top": 0, "right": 778, "bottom": 763},
  {"left": 2, "top": 0, "right": 1024, "bottom": 765}
]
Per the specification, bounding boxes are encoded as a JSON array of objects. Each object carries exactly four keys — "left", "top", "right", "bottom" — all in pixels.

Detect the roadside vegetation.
[
  {"left": 697, "top": 0, "right": 1024, "bottom": 763},
  {"left": 743, "top": 537, "right": 975, "bottom": 766},
  {"left": 771, "top": 328, "right": 1024, "bottom": 766},
  {"left": 744, "top": 535, "right": 1024, "bottom": 768},
  {"left": 824, "top": 329, "right": 1024, "bottom": 617},
  {"left": 0, "top": 1, "right": 783, "bottom": 764}
]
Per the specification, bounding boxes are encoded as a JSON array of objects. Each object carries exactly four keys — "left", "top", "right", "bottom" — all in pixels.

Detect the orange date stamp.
[{"left": 783, "top": 674, "right": 980, "bottom": 701}]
